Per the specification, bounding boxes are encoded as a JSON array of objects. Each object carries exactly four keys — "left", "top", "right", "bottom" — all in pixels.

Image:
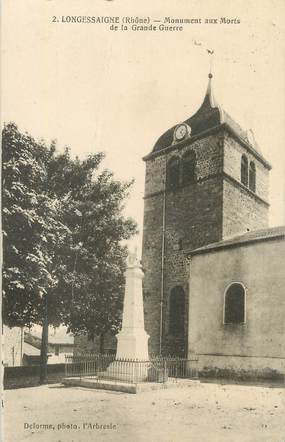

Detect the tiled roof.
[
  {"left": 189, "top": 225, "right": 285, "bottom": 255},
  {"left": 25, "top": 326, "right": 74, "bottom": 345},
  {"left": 23, "top": 342, "right": 41, "bottom": 356},
  {"left": 48, "top": 333, "right": 74, "bottom": 345}
]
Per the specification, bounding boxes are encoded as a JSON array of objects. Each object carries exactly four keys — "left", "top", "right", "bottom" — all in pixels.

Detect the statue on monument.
[{"left": 126, "top": 246, "right": 140, "bottom": 267}]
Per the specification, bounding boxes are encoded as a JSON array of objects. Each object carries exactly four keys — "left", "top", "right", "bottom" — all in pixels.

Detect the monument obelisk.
[{"left": 105, "top": 249, "right": 150, "bottom": 381}]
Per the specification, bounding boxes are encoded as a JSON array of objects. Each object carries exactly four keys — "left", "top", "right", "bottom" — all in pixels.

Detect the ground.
[{"left": 3, "top": 380, "right": 285, "bottom": 442}]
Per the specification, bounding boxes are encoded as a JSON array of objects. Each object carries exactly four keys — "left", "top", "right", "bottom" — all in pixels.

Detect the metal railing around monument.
[
  {"left": 65, "top": 354, "right": 199, "bottom": 384},
  {"left": 65, "top": 353, "right": 114, "bottom": 378}
]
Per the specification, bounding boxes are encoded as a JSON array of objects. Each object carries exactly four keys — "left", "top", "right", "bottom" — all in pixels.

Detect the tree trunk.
[
  {"left": 40, "top": 296, "right": 49, "bottom": 384},
  {"left": 99, "top": 333, "right": 105, "bottom": 354}
]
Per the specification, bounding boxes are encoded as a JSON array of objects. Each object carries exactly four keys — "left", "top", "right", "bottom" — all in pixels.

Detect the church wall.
[
  {"left": 194, "top": 354, "right": 285, "bottom": 380},
  {"left": 222, "top": 180, "right": 269, "bottom": 237},
  {"left": 144, "top": 155, "right": 166, "bottom": 196},
  {"left": 188, "top": 237, "right": 285, "bottom": 379},
  {"left": 143, "top": 132, "right": 225, "bottom": 356},
  {"left": 144, "top": 132, "right": 224, "bottom": 198},
  {"left": 142, "top": 193, "right": 165, "bottom": 355},
  {"left": 162, "top": 177, "right": 223, "bottom": 355}
]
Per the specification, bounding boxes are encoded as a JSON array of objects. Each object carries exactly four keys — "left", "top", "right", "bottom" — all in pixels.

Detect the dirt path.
[{"left": 3, "top": 380, "right": 285, "bottom": 442}]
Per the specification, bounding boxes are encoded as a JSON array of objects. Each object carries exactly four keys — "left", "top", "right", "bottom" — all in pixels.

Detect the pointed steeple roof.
[
  {"left": 183, "top": 72, "right": 224, "bottom": 135},
  {"left": 201, "top": 73, "right": 219, "bottom": 109},
  {"left": 152, "top": 73, "right": 222, "bottom": 153},
  {"left": 151, "top": 73, "right": 263, "bottom": 158}
]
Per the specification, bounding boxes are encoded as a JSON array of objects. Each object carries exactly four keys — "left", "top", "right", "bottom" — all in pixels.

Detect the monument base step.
[{"left": 62, "top": 377, "right": 200, "bottom": 394}]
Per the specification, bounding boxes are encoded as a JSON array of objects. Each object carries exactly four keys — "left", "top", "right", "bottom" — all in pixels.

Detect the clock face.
[{"left": 175, "top": 124, "right": 187, "bottom": 141}]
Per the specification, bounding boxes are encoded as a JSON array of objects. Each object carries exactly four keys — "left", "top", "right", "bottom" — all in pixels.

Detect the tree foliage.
[
  {"left": 2, "top": 123, "right": 70, "bottom": 326},
  {"left": 2, "top": 122, "right": 137, "bottom": 338}
]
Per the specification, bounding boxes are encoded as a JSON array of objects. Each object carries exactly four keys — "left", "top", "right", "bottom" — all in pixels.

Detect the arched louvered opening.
[
  {"left": 249, "top": 161, "right": 256, "bottom": 192},
  {"left": 241, "top": 154, "right": 249, "bottom": 187},
  {"left": 169, "top": 286, "right": 185, "bottom": 336},
  {"left": 166, "top": 156, "right": 180, "bottom": 190},
  {"left": 182, "top": 150, "right": 196, "bottom": 185}
]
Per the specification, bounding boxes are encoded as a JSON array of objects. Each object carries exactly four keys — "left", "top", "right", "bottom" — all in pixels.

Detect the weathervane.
[{"left": 207, "top": 49, "right": 214, "bottom": 77}]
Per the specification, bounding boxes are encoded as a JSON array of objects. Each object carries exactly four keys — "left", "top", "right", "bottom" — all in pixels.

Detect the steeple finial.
[
  {"left": 205, "top": 71, "right": 215, "bottom": 107},
  {"left": 205, "top": 49, "right": 215, "bottom": 107}
]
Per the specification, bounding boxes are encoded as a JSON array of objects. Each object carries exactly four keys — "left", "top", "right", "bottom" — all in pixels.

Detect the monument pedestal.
[
  {"left": 104, "top": 360, "right": 150, "bottom": 382},
  {"left": 116, "top": 328, "right": 149, "bottom": 360}
]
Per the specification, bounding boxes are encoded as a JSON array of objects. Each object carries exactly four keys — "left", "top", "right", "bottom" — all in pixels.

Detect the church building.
[{"left": 142, "top": 73, "right": 285, "bottom": 379}]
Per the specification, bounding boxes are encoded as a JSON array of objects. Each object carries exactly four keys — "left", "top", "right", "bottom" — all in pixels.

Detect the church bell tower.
[{"left": 142, "top": 73, "right": 271, "bottom": 357}]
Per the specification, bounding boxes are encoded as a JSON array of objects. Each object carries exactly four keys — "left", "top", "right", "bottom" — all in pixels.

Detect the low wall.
[
  {"left": 4, "top": 363, "right": 65, "bottom": 389},
  {"left": 195, "top": 354, "right": 285, "bottom": 382}
]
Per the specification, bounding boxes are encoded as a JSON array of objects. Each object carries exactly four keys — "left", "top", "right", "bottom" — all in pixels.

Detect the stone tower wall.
[
  {"left": 222, "top": 132, "right": 269, "bottom": 237},
  {"left": 143, "top": 132, "right": 225, "bottom": 356}
]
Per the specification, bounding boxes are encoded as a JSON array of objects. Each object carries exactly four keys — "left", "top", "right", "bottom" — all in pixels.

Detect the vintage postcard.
[{"left": 2, "top": 0, "right": 285, "bottom": 441}]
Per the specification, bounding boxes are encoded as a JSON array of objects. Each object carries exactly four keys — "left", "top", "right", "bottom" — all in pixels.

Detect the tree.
[
  {"left": 2, "top": 123, "right": 73, "bottom": 381},
  {"left": 2, "top": 122, "right": 137, "bottom": 380},
  {"left": 42, "top": 147, "right": 137, "bottom": 350},
  {"left": 2, "top": 123, "right": 70, "bottom": 327}
]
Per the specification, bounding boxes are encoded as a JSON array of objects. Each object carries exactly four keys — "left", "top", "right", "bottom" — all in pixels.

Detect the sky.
[{"left": 2, "top": 0, "right": 285, "bottom": 253}]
